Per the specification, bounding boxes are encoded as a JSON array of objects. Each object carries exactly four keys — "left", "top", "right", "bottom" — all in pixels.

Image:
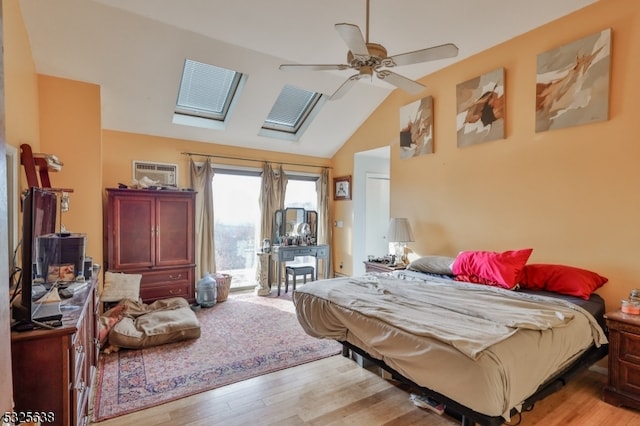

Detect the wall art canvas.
[
  {"left": 456, "top": 68, "right": 505, "bottom": 148},
  {"left": 399, "top": 96, "right": 434, "bottom": 159},
  {"left": 535, "top": 28, "right": 611, "bottom": 132}
]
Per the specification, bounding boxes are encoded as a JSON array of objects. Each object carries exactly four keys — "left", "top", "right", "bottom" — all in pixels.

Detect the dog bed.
[{"left": 99, "top": 297, "right": 201, "bottom": 350}]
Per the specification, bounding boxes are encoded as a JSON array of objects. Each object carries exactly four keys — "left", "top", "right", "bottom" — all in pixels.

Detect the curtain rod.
[{"left": 181, "top": 151, "right": 331, "bottom": 169}]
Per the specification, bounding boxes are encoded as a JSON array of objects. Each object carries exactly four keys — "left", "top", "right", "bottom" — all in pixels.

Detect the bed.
[{"left": 292, "top": 253, "right": 609, "bottom": 426}]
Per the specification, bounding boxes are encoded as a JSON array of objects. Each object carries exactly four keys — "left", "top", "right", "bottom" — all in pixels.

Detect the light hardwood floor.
[{"left": 91, "top": 354, "right": 640, "bottom": 426}]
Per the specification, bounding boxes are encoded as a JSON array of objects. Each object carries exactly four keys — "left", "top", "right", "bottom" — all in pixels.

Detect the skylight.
[
  {"left": 259, "top": 85, "right": 325, "bottom": 141},
  {"left": 173, "top": 59, "right": 245, "bottom": 130}
]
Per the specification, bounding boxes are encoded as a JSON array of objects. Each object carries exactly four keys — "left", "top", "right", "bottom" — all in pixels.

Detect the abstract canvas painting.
[
  {"left": 456, "top": 68, "right": 505, "bottom": 148},
  {"left": 399, "top": 96, "right": 434, "bottom": 159},
  {"left": 536, "top": 28, "right": 611, "bottom": 132}
]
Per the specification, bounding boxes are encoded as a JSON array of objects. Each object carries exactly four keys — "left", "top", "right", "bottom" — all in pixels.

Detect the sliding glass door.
[
  {"left": 212, "top": 170, "right": 318, "bottom": 291},
  {"left": 212, "top": 172, "right": 261, "bottom": 291}
]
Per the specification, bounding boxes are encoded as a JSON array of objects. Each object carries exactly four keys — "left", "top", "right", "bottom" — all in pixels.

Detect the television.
[
  {"left": 36, "top": 233, "right": 87, "bottom": 284},
  {"left": 11, "top": 187, "right": 61, "bottom": 328}
]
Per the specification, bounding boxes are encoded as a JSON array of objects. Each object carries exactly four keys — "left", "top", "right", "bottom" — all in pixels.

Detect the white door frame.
[
  {"left": 5, "top": 144, "right": 19, "bottom": 272},
  {"left": 353, "top": 147, "right": 390, "bottom": 276}
]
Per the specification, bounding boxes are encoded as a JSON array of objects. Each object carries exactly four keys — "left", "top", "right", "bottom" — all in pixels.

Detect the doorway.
[{"left": 353, "top": 146, "right": 390, "bottom": 276}]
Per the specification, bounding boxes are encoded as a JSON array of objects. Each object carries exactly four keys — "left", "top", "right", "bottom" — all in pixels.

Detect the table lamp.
[{"left": 387, "top": 218, "right": 414, "bottom": 265}]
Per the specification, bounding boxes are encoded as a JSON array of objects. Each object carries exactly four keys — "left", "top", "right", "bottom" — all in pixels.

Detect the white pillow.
[
  {"left": 407, "top": 256, "right": 456, "bottom": 275},
  {"left": 101, "top": 271, "right": 142, "bottom": 302}
]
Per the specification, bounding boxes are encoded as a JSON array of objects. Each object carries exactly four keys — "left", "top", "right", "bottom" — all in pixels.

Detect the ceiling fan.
[{"left": 279, "top": 0, "right": 459, "bottom": 100}]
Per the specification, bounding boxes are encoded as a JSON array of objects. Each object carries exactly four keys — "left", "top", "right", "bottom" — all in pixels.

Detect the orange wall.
[
  {"left": 37, "top": 75, "right": 103, "bottom": 263},
  {"left": 4, "top": 0, "right": 105, "bottom": 274},
  {"left": 102, "top": 130, "right": 330, "bottom": 190},
  {"left": 4, "top": 0, "right": 39, "bottom": 152},
  {"left": 2, "top": 0, "right": 37, "bottom": 409},
  {"left": 332, "top": 0, "right": 639, "bottom": 310}
]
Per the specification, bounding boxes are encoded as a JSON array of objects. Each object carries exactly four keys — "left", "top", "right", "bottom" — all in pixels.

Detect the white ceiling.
[{"left": 19, "top": 0, "right": 597, "bottom": 158}]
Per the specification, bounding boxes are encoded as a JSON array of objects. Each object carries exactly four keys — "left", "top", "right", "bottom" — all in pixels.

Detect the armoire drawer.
[
  {"left": 139, "top": 267, "right": 195, "bottom": 302},
  {"left": 140, "top": 267, "right": 194, "bottom": 286}
]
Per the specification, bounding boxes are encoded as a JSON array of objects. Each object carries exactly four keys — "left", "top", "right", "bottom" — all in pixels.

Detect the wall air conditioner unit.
[{"left": 133, "top": 161, "right": 178, "bottom": 187}]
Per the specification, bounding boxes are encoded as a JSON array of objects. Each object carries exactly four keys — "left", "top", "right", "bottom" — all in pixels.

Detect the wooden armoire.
[{"left": 105, "top": 188, "right": 196, "bottom": 303}]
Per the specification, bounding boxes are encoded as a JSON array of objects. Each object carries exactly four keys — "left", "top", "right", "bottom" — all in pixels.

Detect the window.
[
  {"left": 283, "top": 177, "right": 318, "bottom": 268},
  {"left": 284, "top": 178, "right": 317, "bottom": 211},
  {"left": 212, "top": 169, "right": 318, "bottom": 290},
  {"left": 173, "top": 59, "right": 246, "bottom": 130},
  {"left": 259, "top": 85, "right": 325, "bottom": 141},
  {"left": 212, "top": 171, "right": 261, "bottom": 291}
]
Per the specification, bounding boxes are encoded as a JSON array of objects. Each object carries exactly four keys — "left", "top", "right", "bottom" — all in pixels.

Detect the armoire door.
[
  {"left": 155, "top": 194, "right": 194, "bottom": 267},
  {"left": 108, "top": 193, "right": 155, "bottom": 270}
]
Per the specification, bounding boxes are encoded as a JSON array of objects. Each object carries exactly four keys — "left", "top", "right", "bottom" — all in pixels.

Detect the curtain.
[
  {"left": 259, "top": 163, "right": 288, "bottom": 244},
  {"left": 316, "top": 168, "right": 331, "bottom": 277},
  {"left": 190, "top": 158, "right": 215, "bottom": 280},
  {"left": 258, "top": 163, "right": 288, "bottom": 285}
]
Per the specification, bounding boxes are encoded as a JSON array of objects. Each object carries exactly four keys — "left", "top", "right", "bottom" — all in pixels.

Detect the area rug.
[{"left": 92, "top": 292, "right": 342, "bottom": 421}]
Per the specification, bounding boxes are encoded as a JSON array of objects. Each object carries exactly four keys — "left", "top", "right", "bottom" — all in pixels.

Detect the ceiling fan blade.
[
  {"left": 330, "top": 74, "right": 361, "bottom": 100},
  {"left": 388, "top": 43, "right": 459, "bottom": 67},
  {"left": 279, "top": 64, "right": 349, "bottom": 71},
  {"left": 335, "top": 23, "right": 369, "bottom": 57},
  {"left": 376, "top": 70, "right": 425, "bottom": 95}
]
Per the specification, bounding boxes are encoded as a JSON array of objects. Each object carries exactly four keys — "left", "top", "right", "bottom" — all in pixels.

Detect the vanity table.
[
  {"left": 271, "top": 244, "right": 330, "bottom": 296},
  {"left": 269, "top": 207, "right": 328, "bottom": 295}
]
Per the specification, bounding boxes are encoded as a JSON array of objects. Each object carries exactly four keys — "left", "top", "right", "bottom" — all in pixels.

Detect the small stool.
[{"left": 285, "top": 266, "right": 315, "bottom": 293}]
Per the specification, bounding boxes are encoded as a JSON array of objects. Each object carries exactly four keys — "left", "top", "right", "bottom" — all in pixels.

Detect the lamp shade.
[{"left": 387, "top": 218, "right": 414, "bottom": 243}]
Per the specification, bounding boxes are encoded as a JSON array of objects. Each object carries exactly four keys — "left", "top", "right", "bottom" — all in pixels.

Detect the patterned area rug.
[{"left": 92, "top": 292, "right": 342, "bottom": 421}]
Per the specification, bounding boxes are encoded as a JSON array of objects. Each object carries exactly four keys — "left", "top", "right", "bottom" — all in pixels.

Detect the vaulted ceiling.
[{"left": 19, "top": 0, "right": 596, "bottom": 158}]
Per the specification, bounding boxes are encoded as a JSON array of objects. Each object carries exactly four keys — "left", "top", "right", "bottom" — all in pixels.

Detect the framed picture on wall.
[
  {"left": 535, "top": 28, "right": 610, "bottom": 132},
  {"left": 456, "top": 67, "right": 505, "bottom": 148},
  {"left": 333, "top": 175, "right": 351, "bottom": 201},
  {"left": 400, "top": 96, "right": 434, "bottom": 159}
]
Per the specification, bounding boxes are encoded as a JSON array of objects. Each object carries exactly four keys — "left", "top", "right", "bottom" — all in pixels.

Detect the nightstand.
[
  {"left": 363, "top": 261, "right": 406, "bottom": 274},
  {"left": 603, "top": 310, "right": 640, "bottom": 410}
]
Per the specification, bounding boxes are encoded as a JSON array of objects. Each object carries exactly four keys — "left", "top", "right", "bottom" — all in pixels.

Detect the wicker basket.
[{"left": 214, "top": 274, "right": 232, "bottom": 302}]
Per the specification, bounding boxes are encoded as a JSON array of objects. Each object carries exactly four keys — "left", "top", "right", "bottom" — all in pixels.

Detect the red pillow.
[
  {"left": 452, "top": 249, "right": 533, "bottom": 290},
  {"left": 520, "top": 264, "right": 608, "bottom": 300},
  {"left": 454, "top": 274, "right": 508, "bottom": 289}
]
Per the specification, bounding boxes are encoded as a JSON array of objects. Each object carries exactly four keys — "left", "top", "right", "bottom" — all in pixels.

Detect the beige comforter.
[{"left": 292, "top": 274, "right": 607, "bottom": 419}]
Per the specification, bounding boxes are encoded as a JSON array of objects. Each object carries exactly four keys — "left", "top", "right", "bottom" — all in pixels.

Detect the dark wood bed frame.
[{"left": 340, "top": 340, "right": 608, "bottom": 426}]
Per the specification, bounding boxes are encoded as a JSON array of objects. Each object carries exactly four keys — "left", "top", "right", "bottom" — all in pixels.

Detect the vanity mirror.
[
  {"left": 272, "top": 208, "right": 317, "bottom": 245},
  {"left": 273, "top": 210, "right": 284, "bottom": 244},
  {"left": 306, "top": 210, "right": 318, "bottom": 244},
  {"left": 285, "top": 208, "right": 305, "bottom": 235}
]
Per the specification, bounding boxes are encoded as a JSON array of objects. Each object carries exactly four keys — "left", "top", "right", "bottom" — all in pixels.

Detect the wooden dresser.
[
  {"left": 11, "top": 275, "right": 99, "bottom": 426},
  {"left": 603, "top": 310, "right": 640, "bottom": 410},
  {"left": 106, "top": 188, "right": 196, "bottom": 303}
]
